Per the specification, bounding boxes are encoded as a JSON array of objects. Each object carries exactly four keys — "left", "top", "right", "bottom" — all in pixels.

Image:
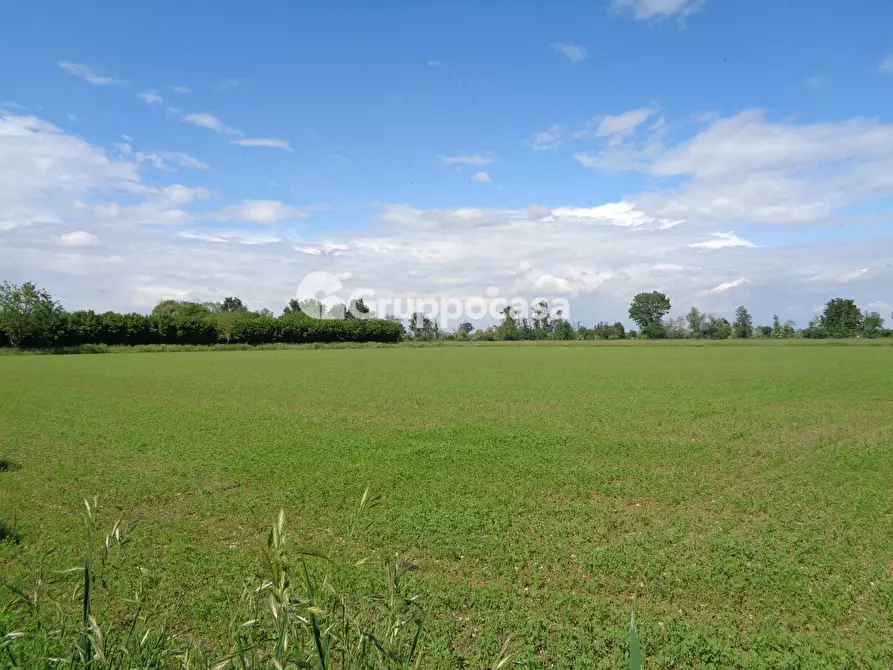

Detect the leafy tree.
[
  {"left": 457, "top": 321, "right": 474, "bottom": 336},
  {"left": 862, "top": 311, "right": 884, "bottom": 337},
  {"left": 496, "top": 306, "right": 520, "bottom": 340},
  {"left": 216, "top": 310, "right": 246, "bottom": 344},
  {"left": 628, "top": 291, "right": 671, "bottom": 339},
  {"left": 664, "top": 315, "right": 688, "bottom": 339},
  {"left": 803, "top": 315, "right": 828, "bottom": 339},
  {"left": 771, "top": 314, "right": 781, "bottom": 337},
  {"left": 0, "top": 281, "right": 62, "bottom": 347},
  {"left": 685, "top": 307, "right": 705, "bottom": 338},
  {"left": 552, "top": 310, "right": 575, "bottom": 340},
  {"left": 532, "top": 300, "right": 551, "bottom": 339},
  {"left": 282, "top": 299, "right": 302, "bottom": 316},
  {"left": 701, "top": 315, "right": 732, "bottom": 339},
  {"left": 733, "top": 305, "right": 753, "bottom": 338},
  {"left": 326, "top": 303, "right": 348, "bottom": 320},
  {"left": 758, "top": 325, "right": 772, "bottom": 338},
  {"left": 151, "top": 300, "right": 211, "bottom": 318},
  {"left": 780, "top": 319, "right": 796, "bottom": 338},
  {"left": 299, "top": 299, "right": 326, "bottom": 320},
  {"left": 220, "top": 296, "right": 247, "bottom": 313},
  {"left": 349, "top": 298, "right": 371, "bottom": 318},
  {"left": 408, "top": 312, "right": 439, "bottom": 340},
  {"left": 821, "top": 298, "right": 862, "bottom": 338}
]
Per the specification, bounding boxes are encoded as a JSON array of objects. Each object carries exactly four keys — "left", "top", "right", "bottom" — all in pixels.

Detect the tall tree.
[
  {"left": 628, "top": 291, "right": 671, "bottom": 339},
  {"left": 151, "top": 300, "right": 211, "bottom": 318},
  {"left": 216, "top": 310, "right": 245, "bottom": 344},
  {"left": 282, "top": 299, "right": 302, "bottom": 316},
  {"left": 496, "top": 306, "right": 520, "bottom": 340},
  {"left": 685, "top": 307, "right": 705, "bottom": 337},
  {"left": 0, "top": 281, "right": 62, "bottom": 347},
  {"left": 733, "top": 305, "right": 754, "bottom": 338},
  {"left": 220, "top": 296, "right": 247, "bottom": 313},
  {"left": 347, "top": 297, "right": 372, "bottom": 319},
  {"left": 862, "top": 311, "right": 884, "bottom": 337},
  {"left": 821, "top": 298, "right": 862, "bottom": 338}
]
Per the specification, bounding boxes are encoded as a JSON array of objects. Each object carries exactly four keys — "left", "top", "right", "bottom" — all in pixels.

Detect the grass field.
[{"left": 2, "top": 343, "right": 893, "bottom": 668}]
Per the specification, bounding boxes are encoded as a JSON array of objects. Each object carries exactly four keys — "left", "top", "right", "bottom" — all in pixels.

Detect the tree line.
[
  {"left": 420, "top": 292, "right": 890, "bottom": 342},
  {"left": 0, "top": 281, "right": 888, "bottom": 349},
  {"left": 0, "top": 282, "right": 402, "bottom": 349}
]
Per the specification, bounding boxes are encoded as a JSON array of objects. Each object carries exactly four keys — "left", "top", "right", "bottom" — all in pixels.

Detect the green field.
[{"left": 2, "top": 344, "right": 893, "bottom": 668}]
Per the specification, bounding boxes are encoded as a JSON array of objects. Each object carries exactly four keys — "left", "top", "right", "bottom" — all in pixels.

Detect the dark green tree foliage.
[
  {"left": 733, "top": 306, "right": 754, "bottom": 339},
  {"left": 496, "top": 306, "right": 520, "bottom": 341},
  {"left": 701, "top": 316, "right": 732, "bottom": 340},
  {"left": 628, "top": 291, "right": 671, "bottom": 339},
  {"left": 821, "top": 298, "right": 862, "bottom": 338},
  {"left": 0, "top": 281, "right": 64, "bottom": 347},
  {"left": 220, "top": 296, "right": 247, "bottom": 313},
  {"left": 0, "top": 283, "right": 402, "bottom": 349},
  {"left": 282, "top": 299, "right": 302, "bottom": 316},
  {"left": 407, "top": 312, "right": 439, "bottom": 340},
  {"left": 552, "top": 310, "right": 574, "bottom": 340}
]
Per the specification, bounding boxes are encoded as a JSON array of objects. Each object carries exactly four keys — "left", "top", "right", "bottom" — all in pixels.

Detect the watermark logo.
[{"left": 295, "top": 271, "right": 571, "bottom": 327}]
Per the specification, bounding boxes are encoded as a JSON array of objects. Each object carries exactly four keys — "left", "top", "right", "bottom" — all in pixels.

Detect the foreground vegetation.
[{"left": 2, "top": 345, "right": 892, "bottom": 667}]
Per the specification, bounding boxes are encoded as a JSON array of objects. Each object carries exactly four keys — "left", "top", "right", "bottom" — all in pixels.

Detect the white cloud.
[
  {"left": 154, "top": 184, "right": 214, "bottom": 206},
  {"left": 552, "top": 42, "right": 589, "bottom": 63},
  {"left": 211, "top": 200, "right": 309, "bottom": 225},
  {"left": 115, "top": 143, "right": 208, "bottom": 170},
  {"left": 709, "top": 277, "right": 749, "bottom": 293},
  {"left": 613, "top": 0, "right": 706, "bottom": 21},
  {"left": 689, "top": 232, "right": 756, "bottom": 249},
  {"left": 471, "top": 171, "right": 492, "bottom": 183},
  {"left": 183, "top": 112, "right": 239, "bottom": 135},
  {"left": 58, "top": 61, "right": 119, "bottom": 86},
  {"left": 59, "top": 231, "right": 99, "bottom": 247},
  {"left": 438, "top": 153, "right": 495, "bottom": 166},
  {"left": 551, "top": 202, "right": 679, "bottom": 228},
  {"left": 168, "top": 85, "right": 190, "bottom": 94},
  {"left": 593, "top": 108, "right": 654, "bottom": 138},
  {"left": 157, "top": 151, "right": 208, "bottom": 170},
  {"left": 579, "top": 108, "right": 893, "bottom": 227},
  {"left": 427, "top": 60, "right": 442, "bottom": 67},
  {"left": 231, "top": 138, "right": 292, "bottom": 150},
  {"left": 879, "top": 55, "right": 893, "bottom": 74},
  {"left": 137, "top": 90, "right": 163, "bottom": 105},
  {"left": 529, "top": 125, "right": 564, "bottom": 151},
  {"left": 3, "top": 110, "right": 893, "bottom": 329}
]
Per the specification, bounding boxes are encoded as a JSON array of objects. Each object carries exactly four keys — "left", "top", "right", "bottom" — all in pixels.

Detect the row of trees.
[
  {"left": 415, "top": 293, "right": 890, "bottom": 342},
  {"left": 0, "top": 282, "right": 402, "bottom": 348},
  {"left": 624, "top": 291, "right": 889, "bottom": 340},
  {"left": 1, "top": 281, "right": 889, "bottom": 348}
]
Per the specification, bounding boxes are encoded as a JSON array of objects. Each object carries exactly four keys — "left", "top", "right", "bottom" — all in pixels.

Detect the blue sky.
[{"left": 2, "top": 0, "right": 893, "bottom": 327}]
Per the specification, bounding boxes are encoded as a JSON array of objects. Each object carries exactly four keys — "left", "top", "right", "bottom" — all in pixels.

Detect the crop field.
[{"left": 2, "top": 343, "right": 893, "bottom": 668}]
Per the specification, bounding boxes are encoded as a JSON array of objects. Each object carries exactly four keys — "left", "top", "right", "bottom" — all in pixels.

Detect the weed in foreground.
[{"left": 2, "top": 495, "right": 524, "bottom": 669}]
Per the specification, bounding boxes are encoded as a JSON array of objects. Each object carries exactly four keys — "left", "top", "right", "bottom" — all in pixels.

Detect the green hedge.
[{"left": 1, "top": 311, "right": 403, "bottom": 349}]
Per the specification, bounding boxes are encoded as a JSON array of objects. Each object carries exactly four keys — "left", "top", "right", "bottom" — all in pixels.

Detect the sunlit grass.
[{"left": 2, "top": 344, "right": 893, "bottom": 667}]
